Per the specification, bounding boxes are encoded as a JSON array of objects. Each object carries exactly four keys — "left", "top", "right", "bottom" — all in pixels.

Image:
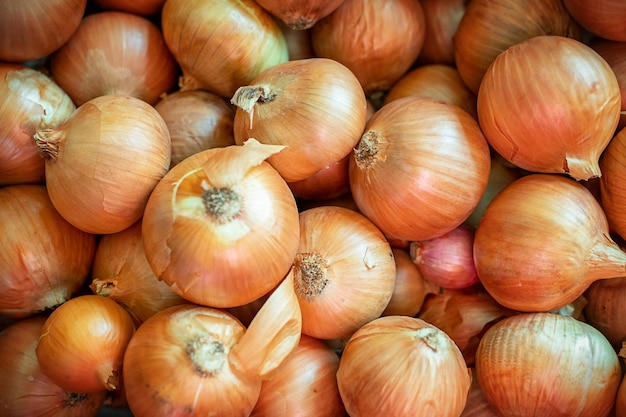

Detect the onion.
[
  {"left": 231, "top": 57, "right": 367, "bottom": 182},
  {"left": 123, "top": 275, "right": 301, "bottom": 417},
  {"left": 310, "top": 0, "right": 426, "bottom": 95},
  {"left": 590, "top": 38, "right": 626, "bottom": 131},
  {"left": 477, "top": 35, "right": 621, "bottom": 181},
  {"left": 0, "top": 63, "right": 75, "bottom": 185},
  {"left": 474, "top": 173, "right": 626, "bottom": 312},
  {"left": 250, "top": 334, "right": 347, "bottom": 417},
  {"left": 454, "top": 0, "right": 582, "bottom": 94},
  {"left": 35, "top": 295, "right": 135, "bottom": 394},
  {"left": 89, "top": 220, "right": 187, "bottom": 326},
  {"left": 349, "top": 96, "right": 491, "bottom": 242},
  {"left": 460, "top": 368, "right": 499, "bottom": 417},
  {"left": 255, "top": 0, "right": 346, "bottom": 30},
  {"left": 0, "top": 315, "right": 108, "bottom": 417},
  {"left": 34, "top": 94, "right": 171, "bottom": 235},
  {"left": 276, "top": 18, "right": 316, "bottom": 60},
  {"left": 141, "top": 139, "right": 300, "bottom": 308},
  {"left": 410, "top": 224, "right": 480, "bottom": 290},
  {"left": 583, "top": 277, "right": 626, "bottom": 347},
  {"left": 0, "top": 185, "right": 97, "bottom": 318},
  {"left": 0, "top": 0, "right": 86, "bottom": 63},
  {"left": 563, "top": 0, "right": 626, "bottom": 41},
  {"left": 475, "top": 312, "right": 621, "bottom": 417},
  {"left": 293, "top": 205, "right": 396, "bottom": 340},
  {"left": 336, "top": 315, "right": 472, "bottom": 416},
  {"left": 417, "top": 0, "right": 466, "bottom": 66},
  {"left": 92, "top": 0, "right": 165, "bottom": 15},
  {"left": 49, "top": 11, "right": 178, "bottom": 106},
  {"left": 383, "top": 64, "right": 478, "bottom": 119},
  {"left": 287, "top": 155, "right": 351, "bottom": 201},
  {"left": 161, "top": 0, "right": 288, "bottom": 99},
  {"left": 154, "top": 89, "right": 236, "bottom": 167},
  {"left": 601, "top": 128, "right": 626, "bottom": 240}
]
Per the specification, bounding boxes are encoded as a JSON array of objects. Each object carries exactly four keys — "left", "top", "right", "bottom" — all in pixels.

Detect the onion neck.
[
  {"left": 564, "top": 156, "right": 601, "bottom": 181},
  {"left": 293, "top": 253, "right": 329, "bottom": 298},
  {"left": 354, "top": 130, "right": 381, "bottom": 170},
  {"left": 230, "top": 85, "right": 276, "bottom": 128},
  {"left": 34, "top": 128, "right": 63, "bottom": 160},
  {"left": 587, "top": 238, "right": 626, "bottom": 282}
]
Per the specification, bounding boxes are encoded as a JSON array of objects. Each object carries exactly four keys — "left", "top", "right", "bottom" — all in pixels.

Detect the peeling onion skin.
[{"left": 475, "top": 312, "right": 621, "bottom": 417}]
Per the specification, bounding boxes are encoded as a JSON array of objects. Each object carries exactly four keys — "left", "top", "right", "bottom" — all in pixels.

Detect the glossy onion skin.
[
  {"left": 477, "top": 35, "right": 621, "bottom": 181},
  {"left": 475, "top": 312, "right": 621, "bottom": 417}
]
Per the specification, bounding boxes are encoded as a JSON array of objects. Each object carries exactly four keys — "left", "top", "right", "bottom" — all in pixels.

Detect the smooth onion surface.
[
  {"left": 417, "top": 0, "right": 466, "bottom": 66},
  {"left": 563, "top": 0, "right": 626, "bottom": 41},
  {"left": 590, "top": 38, "right": 626, "bottom": 131},
  {"left": 601, "top": 125, "right": 626, "bottom": 240},
  {"left": 477, "top": 35, "right": 621, "bottom": 180},
  {"left": 349, "top": 96, "right": 491, "bottom": 242},
  {"left": 583, "top": 277, "right": 626, "bottom": 347}
]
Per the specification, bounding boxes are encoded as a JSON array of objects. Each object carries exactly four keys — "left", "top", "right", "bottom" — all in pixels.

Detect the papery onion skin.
[
  {"left": 382, "top": 248, "right": 433, "bottom": 317},
  {"left": 337, "top": 315, "right": 472, "bottom": 417},
  {"left": 251, "top": 334, "right": 347, "bottom": 417},
  {"left": 294, "top": 205, "right": 396, "bottom": 340},
  {"left": 311, "top": 0, "right": 426, "bottom": 95},
  {"left": 36, "top": 295, "right": 136, "bottom": 394},
  {"left": 477, "top": 35, "right": 621, "bottom": 181},
  {"left": 0, "top": 0, "right": 86, "bottom": 62},
  {"left": 0, "top": 64, "right": 76, "bottom": 185},
  {"left": 0, "top": 185, "right": 97, "bottom": 318},
  {"left": 349, "top": 96, "right": 491, "bottom": 242},
  {"left": 418, "top": 0, "right": 467, "bottom": 66},
  {"left": 460, "top": 368, "right": 499, "bottom": 417},
  {"left": 123, "top": 304, "right": 260, "bottom": 417},
  {"left": 232, "top": 57, "right": 367, "bottom": 183},
  {"left": 50, "top": 11, "right": 178, "bottom": 106},
  {"left": 474, "top": 173, "right": 626, "bottom": 312},
  {"left": 454, "top": 0, "right": 582, "bottom": 94},
  {"left": 142, "top": 140, "right": 300, "bottom": 308},
  {"left": 600, "top": 127, "right": 626, "bottom": 240},
  {"left": 35, "top": 94, "right": 172, "bottom": 235},
  {"left": 154, "top": 89, "right": 236, "bottom": 167},
  {"left": 475, "top": 312, "right": 621, "bottom": 417},
  {"left": 161, "top": 0, "right": 288, "bottom": 99},
  {"left": 0, "top": 315, "right": 108, "bottom": 417},
  {"left": 563, "top": 0, "right": 626, "bottom": 41},
  {"left": 255, "top": 0, "right": 346, "bottom": 30}
]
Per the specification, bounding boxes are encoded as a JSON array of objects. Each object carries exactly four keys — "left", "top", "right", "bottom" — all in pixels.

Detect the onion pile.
[{"left": 5, "top": 1, "right": 626, "bottom": 416}]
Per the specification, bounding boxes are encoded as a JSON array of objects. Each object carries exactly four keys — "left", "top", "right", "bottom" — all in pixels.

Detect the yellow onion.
[
  {"left": 477, "top": 35, "right": 621, "bottom": 181},
  {"left": 0, "top": 315, "right": 107, "bottom": 417},
  {"left": 92, "top": 0, "right": 165, "bottom": 15},
  {"left": 460, "top": 368, "right": 499, "bottom": 417},
  {"left": 0, "top": 63, "right": 75, "bottom": 185},
  {"left": 287, "top": 155, "right": 351, "bottom": 202},
  {"left": 34, "top": 94, "right": 171, "bottom": 234},
  {"left": 251, "top": 334, "right": 347, "bottom": 417},
  {"left": 161, "top": 0, "right": 288, "bottom": 99},
  {"left": 349, "top": 96, "right": 491, "bottom": 242},
  {"left": 563, "top": 0, "right": 626, "bottom": 41},
  {"left": 255, "top": 0, "right": 346, "bottom": 29},
  {"left": 311, "top": 0, "right": 426, "bottom": 95},
  {"left": 0, "top": 185, "right": 97, "bottom": 318},
  {"left": 123, "top": 275, "right": 301, "bottom": 417},
  {"left": 454, "top": 0, "right": 582, "bottom": 94},
  {"left": 475, "top": 312, "right": 621, "bottom": 417},
  {"left": 0, "top": 0, "right": 86, "bottom": 63},
  {"left": 90, "top": 220, "right": 187, "bottom": 326},
  {"left": 337, "top": 315, "right": 472, "bottom": 416},
  {"left": 474, "top": 173, "right": 626, "bottom": 312},
  {"left": 293, "top": 205, "right": 396, "bottom": 340},
  {"left": 49, "top": 11, "right": 178, "bottom": 106},
  {"left": 384, "top": 64, "right": 477, "bottom": 119},
  {"left": 231, "top": 57, "right": 367, "bottom": 182},
  {"left": 590, "top": 38, "right": 626, "bottom": 131},
  {"left": 141, "top": 139, "right": 300, "bottom": 308},
  {"left": 276, "top": 18, "right": 315, "bottom": 61},
  {"left": 36, "top": 295, "right": 136, "bottom": 394},
  {"left": 417, "top": 0, "right": 467, "bottom": 66},
  {"left": 583, "top": 277, "right": 626, "bottom": 347},
  {"left": 154, "top": 89, "right": 236, "bottom": 167},
  {"left": 601, "top": 127, "right": 626, "bottom": 239}
]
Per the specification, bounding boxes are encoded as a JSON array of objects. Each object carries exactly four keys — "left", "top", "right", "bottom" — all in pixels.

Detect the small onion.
[
  {"left": 0, "top": 185, "right": 97, "bottom": 318},
  {"left": 154, "top": 89, "right": 236, "bottom": 167},
  {"left": 232, "top": 57, "right": 367, "bottom": 182},
  {"left": 474, "top": 173, "right": 626, "bottom": 312},
  {"left": 141, "top": 139, "right": 300, "bottom": 308},
  {"left": 251, "top": 334, "right": 347, "bottom": 417},
  {"left": 293, "top": 205, "right": 396, "bottom": 340},
  {"left": 454, "top": 0, "right": 582, "bottom": 94},
  {"left": 563, "top": 0, "right": 626, "bottom": 41},
  {"left": 349, "top": 96, "right": 491, "bottom": 242},
  {"left": 583, "top": 276, "right": 626, "bottom": 347},
  {"left": 336, "top": 315, "right": 472, "bottom": 416},
  {"left": 475, "top": 312, "right": 621, "bottom": 417},
  {"left": 601, "top": 127, "right": 626, "bottom": 239},
  {"left": 417, "top": 0, "right": 467, "bottom": 66},
  {"left": 50, "top": 11, "right": 178, "bottom": 106},
  {"left": 477, "top": 35, "right": 621, "bottom": 180},
  {"left": 0, "top": 315, "right": 107, "bottom": 417},
  {"left": 92, "top": 0, "right": 166, "bottom": 15},
  {"left": 311, "top": 0, "right": 426, "bottom": 95},
  {"left": 255, "top": 0, "right": 346, "bottom": 30},
  {"left": 0, "top": 0, "right": 86, "bottom": 63},
  {"left": 89, "top": 220, "right": 187, "bottom": 326},
  {"left": 0, "top": 63, "right": 75, "bottom": 185},
  {"left": 35, "top": 295, "right": 136, "bottom": 394},
  {"left": 161, "top": 0, "right": 288, "bottom": 99},
  {"left": 34, "top": 94, "right": 171, "bottom": 235}
]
